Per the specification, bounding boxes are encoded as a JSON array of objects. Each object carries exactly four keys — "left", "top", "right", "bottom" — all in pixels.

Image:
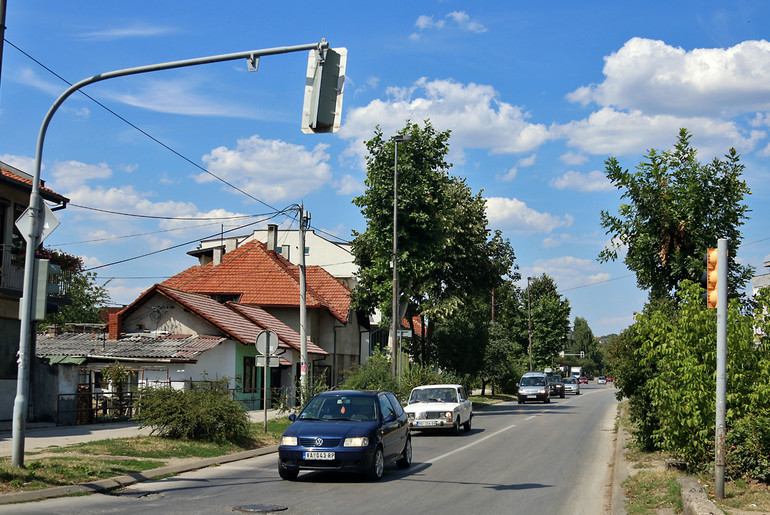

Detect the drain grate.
[{"left": 233, "top": 504, "right": 288, "bottom": 513}]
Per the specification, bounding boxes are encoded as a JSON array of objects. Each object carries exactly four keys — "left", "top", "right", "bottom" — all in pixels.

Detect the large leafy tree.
[
  {"left": 350, "top": 121, "right": 515, "bottom": 369},
  {"left": 38, "top": 248, "right": 111, "bottom": 328},
  {"left": 598, "top": 128, "right": 753, "bottom": 302},
  {"left": 528, "top": 274, "right": 571, "bottom": 369}
]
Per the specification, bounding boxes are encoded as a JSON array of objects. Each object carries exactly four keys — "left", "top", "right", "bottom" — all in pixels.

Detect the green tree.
[
  {"left": 528, "top": 274, "right": 570, "bottom": 369},
  {"left": 350, "top": 121, "right": 515, "bottom": 369},
  {"left": 37, "top": 248, "right": 111, "bottom": 328},
  {"left": 598, "top": 128, "right": 753, "bottom": 302}
]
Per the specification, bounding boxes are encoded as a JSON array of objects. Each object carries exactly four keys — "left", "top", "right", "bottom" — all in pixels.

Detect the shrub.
[
  {"left": 133, "top": 384, "right": 251, "bottom": 444},
  {"left": 340, "top": 349, "right": 398, "bottom": 395},
  {"left": 726, "top": 411, "right": 770, "bottom": 483}
]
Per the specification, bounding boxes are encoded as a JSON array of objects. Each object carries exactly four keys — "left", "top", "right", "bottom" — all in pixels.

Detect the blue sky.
[{"left": 1, "top": 1, "right": 769, "bottom": 337}]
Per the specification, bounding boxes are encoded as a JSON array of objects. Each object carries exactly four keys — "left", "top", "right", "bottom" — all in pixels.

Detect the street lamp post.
[
  {"left": 11, "top": 40, "right": 330, "bottom": 468},
  {"left": 527, "top": 276, "right": 533, "bottom": 372},
  {"left": 391, "top": 134, "right": 412, "bottom": 377}
]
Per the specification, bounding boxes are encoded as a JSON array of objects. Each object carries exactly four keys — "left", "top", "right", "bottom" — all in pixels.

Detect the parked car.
[
  {"left": 517, "top": 372, "right": 550, "bottom": 404},
  {"left": 563, "top": 376, "right": 581, "bottom": 395},
  {"left": 404, "top": 384, "right": 473, "bottom": 434},
  {"left": 597, "top": 376, "right": 607, "bottom": 384},
  {"left": 546, "top": 374, "right": 565, "bottom": 398},
  {"left": 278, "top": 390, "right": 411, "bottom": 481},
  {"left": 578, "top": 376, "right": 589, "bottom": 384}
]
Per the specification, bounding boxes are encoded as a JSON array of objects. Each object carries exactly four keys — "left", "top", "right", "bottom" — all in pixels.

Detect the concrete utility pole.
[
  {"left": 298, "top": 205, "right": 309, "bottom": 404},
  {"left": 391, "top": 134, "right": 411, "bottom": 374},
  {"left": 714, "top": 238, "right": 728, "bottom": 498},
  {"left": 11, "top": 40, "right": 330, "bottom": 468}
]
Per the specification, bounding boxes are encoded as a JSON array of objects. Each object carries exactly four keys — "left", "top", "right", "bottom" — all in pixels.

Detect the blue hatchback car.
[{"left": 278, "top": 390, "right": 412, "bottom": 481}]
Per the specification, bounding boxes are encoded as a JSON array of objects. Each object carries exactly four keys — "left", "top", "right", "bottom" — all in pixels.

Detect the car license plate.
[
  {"left": 415, "top": 420, "right": 437, "bottom": 426},
  {"left": 303, "top": 451, "right": 335, "bottom": 460},
  {"left": 527, "top": 395, "right": 537, "bottom": 399}
]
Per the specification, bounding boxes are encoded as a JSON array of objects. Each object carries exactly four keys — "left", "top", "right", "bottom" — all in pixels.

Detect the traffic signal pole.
[
  {"left": 11, "top": 40, "right": 330, "bottom": 468},
  {"left": 714, "top": 238, "right": 728, "bottom": 498}
]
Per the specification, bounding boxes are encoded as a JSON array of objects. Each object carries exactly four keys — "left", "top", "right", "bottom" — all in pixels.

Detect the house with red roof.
[
  {"left": 161, "top": 229, "right": 368, "bottom": 390},
  {"left": 0, "top": 160, "right": 69, "bottom": 422}
]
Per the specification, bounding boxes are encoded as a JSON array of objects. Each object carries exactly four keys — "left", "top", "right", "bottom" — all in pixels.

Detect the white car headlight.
[
  {"left": 281, "top": 436, "right": 298, "bottom": 446},
  {"left": 343, "top": 436, "right": 369, "bottom": 447},
  {"left": 444, "top": 411, "right": 453, "bottom": 421}
]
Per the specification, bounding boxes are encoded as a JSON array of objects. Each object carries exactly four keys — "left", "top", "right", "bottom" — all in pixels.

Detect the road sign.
[
  {"left": 397, "top": 330, "right": 412, "bottom": 338},
  {"left": 15, "top": 202, "right": 59, "bottom": 245},
  {"left": 256, "top": 356, "right": 280, "bottom": 368},
  {"left": 256, "top": 330, "right": 279, "bottom": 356}
]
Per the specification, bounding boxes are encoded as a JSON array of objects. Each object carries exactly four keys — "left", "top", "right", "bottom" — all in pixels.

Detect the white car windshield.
[
  {"left": 408, "top": 388, "right": 457, "bottom": 404},
  {"left": 520, "top": 376, "right": 545, "bottom": 387}
]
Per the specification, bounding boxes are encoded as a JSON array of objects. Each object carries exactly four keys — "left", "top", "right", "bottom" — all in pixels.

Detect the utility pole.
[
  {"left": 527, "top": 276, "right": 533, "bottom": 371},
  {"left": 714, "top": 238, "right": 728, "bottom": 498},
  {"left": 298, "top": 205, "right": 309, "bottom": 405}
]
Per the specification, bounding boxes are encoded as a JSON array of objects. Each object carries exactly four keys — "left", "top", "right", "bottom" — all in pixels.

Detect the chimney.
[
  {"left": 213, "top": 246, "right": 223, "bottom": 266},
  {"left": 267, "top": 224, "right": 278, "bottom": 252},
  {"left": 108, "top": 313, "right": 121, "bottom": 340}
]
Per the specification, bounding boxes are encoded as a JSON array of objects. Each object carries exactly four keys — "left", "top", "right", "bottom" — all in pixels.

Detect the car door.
[
  {"left": 377, "top": 393, "right": 401, "bottom": 461},
  {"left": 385, "top": 392, "right": 408, "bottom": 451},
  {"left": 458, "top": 387, "right": 471, "bottom": 422}
]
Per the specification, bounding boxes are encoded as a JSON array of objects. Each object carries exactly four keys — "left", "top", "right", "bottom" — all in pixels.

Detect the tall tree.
[
  {"left": 598, "top": 128, "right": 753, "bottom": 302},
  {"left": 571, "top": 316, "right": 595, "bottom": 357},
  {"left": 350, "top": 121, "right": 515, "bottom": 368},
  {"left": 528, "top": 274, "right": 571, "bottom": 369}
]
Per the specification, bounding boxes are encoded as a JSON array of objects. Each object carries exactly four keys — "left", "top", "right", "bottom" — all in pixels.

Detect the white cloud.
[
  {"left": 498, "top": 167, "right": 517, "bottom": 182},
  {"left": 549, "top": 170, "right": 613, "bottom": 192},
  {"left": 485, "top": 197, "right": 573, "bottom": 234},
  {"left": 75, "top": 24, "right": 176, "bottom": 41},
  {"left": 13, "top": 68, "right": 62, "bottom": 96},
  {"left": 200, "top": 135, "right": 332, "bottom": 201},
  {"left": 413, "top": 11, "right": 486, "bottom": 34},
  {"left": 0, "top": 154, "right": 38, "bottom": 174},
  {"left": 542, "top": 233, "right": 572, "bottom": 249},
  {"left": 528, "top": 255, "right": 611, "bottom": 291},
  {"left": 340, "top": 78, "right": 549, "bottom": 163},
  {"left": 560, "top": 151, "right": 588, "bottom": 166},
  {"left": 553, "top": 107, "right": 763, "bottom": 157},
  {"left": 334, "top": 174, "right": 364, "bottom": 195},
  {"left": 567, "top": 38, "right": 770, "bottom": 118},
  {"left": 105, "top": 77, "right": 266, "bottom": 118},
  {"left": 50, "top": 160, "right": 112, "bottom": 191}
]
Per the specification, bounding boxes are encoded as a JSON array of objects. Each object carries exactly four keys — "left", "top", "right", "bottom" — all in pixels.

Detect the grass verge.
[
  {"left": 0, "top": 417, "right": 293, "bottom": 496},
  {"left": 469, "top": 393, "right": 515, "bottom": 409}
]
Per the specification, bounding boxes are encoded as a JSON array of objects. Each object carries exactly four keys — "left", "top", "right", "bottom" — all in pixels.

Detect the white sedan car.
[{"left": 403, "top": 384, "right": 473, "bottom": 435}]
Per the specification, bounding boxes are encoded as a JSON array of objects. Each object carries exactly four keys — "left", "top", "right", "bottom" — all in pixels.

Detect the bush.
[
  {"left": 340, "top": 350, "right": 398, "bottom": 395},
  {"left": 726, "top": 411, "right": 770, "bottom": 483},
  {"left": 133, "top": 383, "right": 251, "bottom": 444}
]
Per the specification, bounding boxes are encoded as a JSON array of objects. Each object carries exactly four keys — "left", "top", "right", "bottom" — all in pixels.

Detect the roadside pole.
[{"left": 714, "top": 238, "right": 728, "bottom": 498}]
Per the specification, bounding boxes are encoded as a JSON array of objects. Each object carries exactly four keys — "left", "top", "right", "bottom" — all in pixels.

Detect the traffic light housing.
[
  {"left": 705, "top": 248, "right": 718, "bottom": 309},
  {"left": 30, "top": 258, "right": 61, "bottom": 321},
  {"left": 301, "top": 46, "right": 347, "bottom": 134}
]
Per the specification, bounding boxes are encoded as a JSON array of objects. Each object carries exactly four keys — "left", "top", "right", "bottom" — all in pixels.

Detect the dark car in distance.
[
  {"left": 547, "top": 374, "right": 565, "bottom": 398},
  {"left": 278, "top": 390, "right": 412, "bottom": 481}
]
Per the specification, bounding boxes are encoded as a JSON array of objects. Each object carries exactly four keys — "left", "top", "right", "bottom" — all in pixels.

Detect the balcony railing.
[{"left": 0, "top": 244, "right": 72, "bottom": 299}]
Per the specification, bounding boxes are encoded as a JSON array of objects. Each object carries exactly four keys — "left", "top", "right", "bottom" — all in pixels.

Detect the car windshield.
[
  {"left": 563, "top": 377, "right": 577, "bottom": 384},
  {"left": 548, "top": 375, "right": 562, "bottom": 383},
  {"left": 520, "top": 376, "right": 545, "bottom": 387},
  {"left": 408, "top": 388, "right": 457, "bottom": 404},
  {"left": 299, "top": 395, "right": 378, "bottom": 422}
]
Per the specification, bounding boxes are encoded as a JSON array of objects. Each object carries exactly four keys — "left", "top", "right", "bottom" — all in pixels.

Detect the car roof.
[
  {"left": 314, "top": 390, "right": 384, "bottom": 397},
  {"left": 411, "top": 384, "right": 462, "bottom": 390},
  {"left": 522, "top": 372, "right": 547, "bottom": 377}
]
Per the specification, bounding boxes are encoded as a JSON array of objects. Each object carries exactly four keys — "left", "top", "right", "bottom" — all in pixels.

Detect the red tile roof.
[
  {"left": 162, "top": 240, "right": 351, "bottom": 323},
  {"left": 0, "top": 166, "right": 69, "bottom": 204},
  {"left": 228, "top": 303, "right": 327, "bottom": 355}
]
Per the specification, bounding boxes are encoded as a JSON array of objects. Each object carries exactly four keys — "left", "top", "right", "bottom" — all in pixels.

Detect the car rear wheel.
[
  {"left": 278, "top": 462, "right": 299, "bottom": 481},
  {"left": 397, "top": 438, "right": 412, "bottom": 468},
  {"left": 366, "top": 446, "right": 385, "bottom": 480}
]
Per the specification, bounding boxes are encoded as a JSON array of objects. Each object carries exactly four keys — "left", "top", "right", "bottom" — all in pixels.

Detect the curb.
[
  {"left": 678, "top": 476, "right": 724, "bottom": 515},
  {"left": 0, "top": 445, "right": 279, "bottom": 505}
]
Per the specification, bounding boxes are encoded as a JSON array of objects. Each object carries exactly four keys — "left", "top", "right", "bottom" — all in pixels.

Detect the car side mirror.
[
  {"left": 289, "top": 413, "right": 297, "bottom": 422},
  {"left": 383, "top": 413, "right": 397, "bottom": 424}
]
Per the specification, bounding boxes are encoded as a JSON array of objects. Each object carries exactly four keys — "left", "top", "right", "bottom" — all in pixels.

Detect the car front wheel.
[
  {"left": 278, "top": 462, "right": 298, "bottom": 481},
  {"left": 463, "top": 416, "right": 472, "bottom": 432},
  {"left": 397, "top": 438, "right": 412, "bottom": 468},
  {"left": 366, "top": 446, "right": 385, "bottom": 480}
]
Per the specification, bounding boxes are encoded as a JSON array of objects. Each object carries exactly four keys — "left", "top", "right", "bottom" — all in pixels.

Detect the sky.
[{"left": 1, "top": 1, "right": 769, "bottom": 337}]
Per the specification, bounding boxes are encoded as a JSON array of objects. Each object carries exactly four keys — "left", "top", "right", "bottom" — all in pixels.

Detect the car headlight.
[
  {"left": 281, "top": 436, "right": 298, "bottom": 446},
  {"left": 343, "top": 437, "right": 369, "bottom": 447},
  {"left": 444, "top": 411, "right": 453, "bottom": 421},
  {"left": 540, "top": 389, "right": 546, "bottom": 394}
]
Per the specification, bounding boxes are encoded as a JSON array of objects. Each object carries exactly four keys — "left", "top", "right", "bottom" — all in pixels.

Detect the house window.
[
  {"left": 243, "top": 357, "right": 257, "bottom": 392},
  {"left": 278, "top": 245, "right": 290, "bottom": 260},
  {"left": 304, "top": 246, "right": 310, "bottom": 256}
]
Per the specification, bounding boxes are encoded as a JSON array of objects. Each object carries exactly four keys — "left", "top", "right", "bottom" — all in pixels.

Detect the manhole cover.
[{"left": 233, "top": 505, "right": 288, "bottom": 513}]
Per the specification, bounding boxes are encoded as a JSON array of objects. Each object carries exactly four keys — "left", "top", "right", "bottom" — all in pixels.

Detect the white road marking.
[{"left": 426, "top": 423, "right": 517, "bottom": 464}]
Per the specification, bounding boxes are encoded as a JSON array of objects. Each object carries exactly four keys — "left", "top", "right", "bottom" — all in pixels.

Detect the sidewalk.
[{"left": 0, "top": 409, "right": 284, "bottom": 457}]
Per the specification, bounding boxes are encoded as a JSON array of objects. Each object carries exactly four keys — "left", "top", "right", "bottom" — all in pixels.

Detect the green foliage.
[
  {"left": 598, "top": 128, "right": 753, "bottom": 302},
  {"left": 340, "top": 349, "right": 399, "bottom": 394},
  {"left": 626, "top": 282, "right": 770, "bottom": 470},
  {"left": 400, "top": 363, "right": 463, "bottom": 400},
  {"left": 102, "top": 361, "right": 135, "bottom": 388},
  {"left": 726, "top": 411, "right": 770, "bottom": 483},
  {"left": 528, "top": 274, "right": 571, "bottom": 368},
  {"left": 133, "top": 384, "right": 250, "bottom": 444},
  {"left": 350, "top": 121, "right": 516, "bottom": 367}
]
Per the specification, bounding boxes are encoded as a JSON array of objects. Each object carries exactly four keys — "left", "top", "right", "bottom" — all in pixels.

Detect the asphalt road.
[{"left": 1, "top": 384, "right": 619, "bottom": 515}]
